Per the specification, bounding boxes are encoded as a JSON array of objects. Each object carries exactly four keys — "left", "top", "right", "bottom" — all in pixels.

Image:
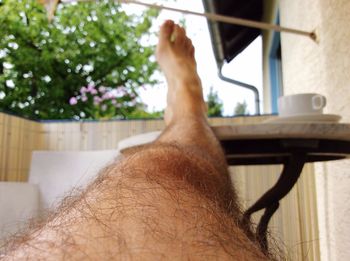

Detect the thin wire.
[
  {"left": 73, "top": 0, "right": 317, "bottom": 41},
  {"left": 118, "top": 0, "right": 317, "bottom": 41}
]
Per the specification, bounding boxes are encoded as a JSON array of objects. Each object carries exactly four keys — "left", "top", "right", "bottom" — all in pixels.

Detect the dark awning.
[{"left": 202, "top": 0, "right": 263, "bottom": 66}]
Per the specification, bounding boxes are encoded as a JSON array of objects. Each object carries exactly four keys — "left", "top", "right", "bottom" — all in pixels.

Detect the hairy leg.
[{"left": 1, "top": 21, "right": 267, "bottom": 260}]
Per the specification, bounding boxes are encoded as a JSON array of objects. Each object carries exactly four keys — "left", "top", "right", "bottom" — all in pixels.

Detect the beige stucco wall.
[{"left": 279, "top": 0, "right": 350, "bottom": 260}]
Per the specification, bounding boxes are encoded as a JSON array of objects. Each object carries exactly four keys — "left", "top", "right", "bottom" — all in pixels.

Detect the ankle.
[{"left": 166, "top": 73, "right": 200, "bottom": 88}]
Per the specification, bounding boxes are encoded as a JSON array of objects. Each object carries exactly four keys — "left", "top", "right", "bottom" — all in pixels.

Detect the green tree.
[
  {"left": 234, "top": 101, "right": 249, "bottom": 115},
  {"left": 206, "top": 87, "right": 223, "bottom": 117},
  {"left": 128, "top": 106, "right": 163, "bottom": 119},
  {"left": 0, "top": 0, "right": 159, "bottom": 119}
]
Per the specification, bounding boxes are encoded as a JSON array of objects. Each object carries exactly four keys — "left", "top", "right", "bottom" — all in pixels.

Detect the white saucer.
[{"left": 264, "top": 114, "right": 342, "bottom": 124}]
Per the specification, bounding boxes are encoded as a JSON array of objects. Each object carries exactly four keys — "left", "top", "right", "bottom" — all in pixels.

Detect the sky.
[{"left": 122, "top": 0, "right": 263, "bottom": 116}]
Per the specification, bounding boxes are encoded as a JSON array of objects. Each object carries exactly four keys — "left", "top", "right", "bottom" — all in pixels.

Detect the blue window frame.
[{"left": 269, "top": 16, "right": 283, "bottom": 113}]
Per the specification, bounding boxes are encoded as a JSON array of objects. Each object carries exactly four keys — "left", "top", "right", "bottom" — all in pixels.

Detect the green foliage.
[
  {"left": 0, "top": 0, "right": 159, "bottom": 120},
  {"left": 206, "top": 87, "right": 223, "bottom": 117},
  {"left": 128, "top": 106, "right": 163, "bottom": 119},
  {"left": 234, "top": 100, "right": 249, "bottom": 115}
]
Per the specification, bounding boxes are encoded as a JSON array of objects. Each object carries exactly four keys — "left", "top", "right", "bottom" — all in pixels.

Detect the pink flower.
[
  {"left": 81, "top": 95, "right": 88, "bottom": 102},
  {"left": 99, "top": 86, "right": 107, "bottom": 93},
  {"left": 93, "top": 96, "right": 102, "bottom": 105},
  {"left": 87, "top": 83, "right": 95, "bottom": 91},
  {"left": 90, "top": 89, "right": 97, "bottom": 95},
  {"left": 102, "top": 92, "right": 112, "bottom": 100},
  {"left": 110, "top": 89, "right": 125, "bottom": 98},
  {"left": 69, "top": 97, "right": 78, "bottom": 105},
  {"left": 80, "top": 86, "right": 87, "bottom": 94}
]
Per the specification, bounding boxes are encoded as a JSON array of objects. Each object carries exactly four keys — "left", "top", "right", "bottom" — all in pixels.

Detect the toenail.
[{"left": 170, "top": 32, "right": 176, "bottom": 43}]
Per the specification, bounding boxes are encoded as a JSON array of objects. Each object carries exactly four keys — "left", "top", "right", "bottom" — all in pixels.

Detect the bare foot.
[{"left": 156, "top": 20, "right": 207, "bottom": 125}]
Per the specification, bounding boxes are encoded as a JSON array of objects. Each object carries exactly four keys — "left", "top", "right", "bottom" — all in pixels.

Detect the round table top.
[
  {"left": 213, "top": 123, "right": 350, "bottom": 165},
  {"left": 118, "top": 122, "right": 350, "bottom": 165},
  {"left": 212, "top": 122, "right": 350, "bottom": 141}
]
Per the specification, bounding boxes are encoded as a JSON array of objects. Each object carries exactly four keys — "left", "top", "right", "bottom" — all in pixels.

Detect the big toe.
[{"left": 159, "top": 20, "right": 175, "bottom": 41}]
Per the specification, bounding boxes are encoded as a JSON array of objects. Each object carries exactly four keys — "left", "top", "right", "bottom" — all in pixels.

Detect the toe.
[
  {"left": 172, "top": 25, "right": 186, "bottom": 43},
  {"left": 159, "top": 20, "right": 175, "bottom": 41},
  {"left": 185, "top": 38, "right": 193, "bottom": 50},
  {"left": 190, "top": 46, "right": 195, "bottom": 58}
]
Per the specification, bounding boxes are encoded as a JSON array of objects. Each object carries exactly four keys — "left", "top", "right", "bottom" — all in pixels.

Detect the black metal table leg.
[
  {"left": 242, "top": 152, "right": 307, "bottom": 252},
  {"left": 256, "top": 201, "right": 279, "bottom": 253}
]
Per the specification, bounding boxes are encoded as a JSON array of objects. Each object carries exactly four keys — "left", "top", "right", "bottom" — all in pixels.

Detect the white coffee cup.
[{"left": 278, "top": 93, "right": 327, "bottom": 117}]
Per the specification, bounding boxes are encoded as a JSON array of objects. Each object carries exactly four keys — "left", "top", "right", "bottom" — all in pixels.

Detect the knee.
[
  {"left": 122, "top": 143, "right": 213, "bottom": 179},
  {"left": 118, "top": 143, "right": 235, "bottom": 205}
]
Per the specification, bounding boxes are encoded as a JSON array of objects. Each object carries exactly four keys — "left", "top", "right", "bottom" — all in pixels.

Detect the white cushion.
[
  {"left": 0, "top": 182, "right": 39, "bottom": 242},
  {"left": 28, "top": 150, "right": 118, "bottom": 212}
]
